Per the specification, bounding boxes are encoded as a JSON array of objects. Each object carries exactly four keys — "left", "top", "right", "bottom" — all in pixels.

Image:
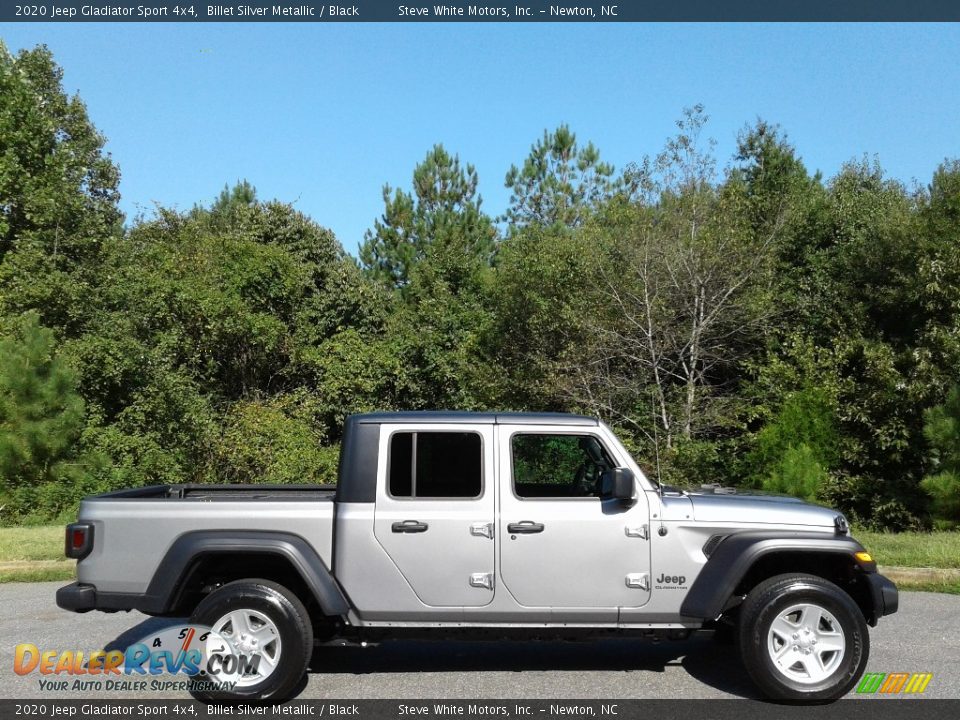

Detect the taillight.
[
  {"left": 71, "top": 528, "right": 85, "bottom": 548},
  {"left": 65, "top": 523, "right": 94, "bottom": 560}
]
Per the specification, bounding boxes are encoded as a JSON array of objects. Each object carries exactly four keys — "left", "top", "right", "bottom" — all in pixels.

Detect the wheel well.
[
  {"left": 730, "top": 551, "right": 875, "bottom": 623},
  {"left": 169, "top": 552, "right": 320, "bottom": 619}
]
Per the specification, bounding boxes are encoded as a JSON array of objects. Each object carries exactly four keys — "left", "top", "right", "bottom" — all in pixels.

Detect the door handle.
[
  {"left": 507, "top": 521, "right": 545, "bottom": 534},
  {"left": 392, "top": 520, "right": 429, "bottom": 533}
]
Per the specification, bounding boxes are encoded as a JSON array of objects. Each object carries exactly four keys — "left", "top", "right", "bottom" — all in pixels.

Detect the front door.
[
  {"left": 373, "top": 424, "right": 495, "bottom": 607},
  {"left": 498, "top": 426, "right": 651, "bottom": 616}
]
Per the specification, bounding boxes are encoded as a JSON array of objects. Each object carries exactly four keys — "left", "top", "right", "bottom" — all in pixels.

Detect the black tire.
[
  {"left": 738, "top": 573, "right": 869, "bottom": 702},
  {"left": 188, "top": 579, "right": 313, "bottom": 702}
]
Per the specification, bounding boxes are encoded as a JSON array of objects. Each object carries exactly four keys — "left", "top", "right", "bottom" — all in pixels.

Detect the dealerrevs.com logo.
[
  {"left": 13, "top": 624, "right": 259, "bottom": 693},
  {"left": 856, "top": 672, "right": 934, "bottom": 695}
]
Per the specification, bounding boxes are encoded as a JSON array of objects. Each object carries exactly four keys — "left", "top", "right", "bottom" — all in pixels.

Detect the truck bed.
[
  {"left": 75, "top": 484, "right": 337, "bottom": 595},
  {"left": 97, "top": 483, "right": 337, "bottom": 501}
]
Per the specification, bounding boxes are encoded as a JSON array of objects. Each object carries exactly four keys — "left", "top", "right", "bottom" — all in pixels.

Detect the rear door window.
[{"left": 388, "top": 431, "right": 482, "bottom": 499}]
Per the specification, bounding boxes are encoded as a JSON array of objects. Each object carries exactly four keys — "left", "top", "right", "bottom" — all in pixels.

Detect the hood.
[{"left": 686, "top": 492, "right": 841, "bottom": 528}]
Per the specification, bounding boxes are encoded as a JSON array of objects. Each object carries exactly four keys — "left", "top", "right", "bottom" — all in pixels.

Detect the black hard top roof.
[{"left": 349, "top": 411, "right": 599, "bottom": 426}]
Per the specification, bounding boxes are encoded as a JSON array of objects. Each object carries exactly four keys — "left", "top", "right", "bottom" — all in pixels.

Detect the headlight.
[{"left": 834, "top": 515, "right": 849, "bottom": 535}]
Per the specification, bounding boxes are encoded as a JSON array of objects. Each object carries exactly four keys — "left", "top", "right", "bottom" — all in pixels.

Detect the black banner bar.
[
  {"left": 1, "top": 700, "right": 960, "bottom": 720},
  {"left": 3, "top": 1, "right": 960, "bottom": 23}
]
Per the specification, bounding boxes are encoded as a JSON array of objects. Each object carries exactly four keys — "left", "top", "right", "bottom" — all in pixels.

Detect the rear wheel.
[
  {"left": 739, "top": 573, "right": 868, "bottom": 702},
  {"left": 188, "top": 579, "right": 313, "bottom": 701}
]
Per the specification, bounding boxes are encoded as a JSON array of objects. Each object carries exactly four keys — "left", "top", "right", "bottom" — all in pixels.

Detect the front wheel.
[
  {"left": 188, "top": 579, "right": 313, "bottom": 701},
  {"left": 739, "top": 573, "right": 869, "bottom": 702}
]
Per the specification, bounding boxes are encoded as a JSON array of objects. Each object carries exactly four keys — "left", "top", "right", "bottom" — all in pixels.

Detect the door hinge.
[
  {"left": 469, "top": 572, "right": 494, "bottom": 590},
  {"left": 470, "top": 522, "right": 494, "bottom": 539},
  {"left": 625, "top": 573, "right": 650, "bottom": 591},
  {"left": 625, "top": 524, "right": 649, "bottom": 539}
]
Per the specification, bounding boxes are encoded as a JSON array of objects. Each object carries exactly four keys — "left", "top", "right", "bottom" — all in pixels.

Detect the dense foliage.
[{"left": 1, "top": 45, "right": 958, "bottom": 528}]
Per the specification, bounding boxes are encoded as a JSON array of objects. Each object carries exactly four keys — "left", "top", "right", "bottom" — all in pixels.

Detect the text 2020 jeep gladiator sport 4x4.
[{"left": 57, "top": 412, "right": 898, "bottom": 702}]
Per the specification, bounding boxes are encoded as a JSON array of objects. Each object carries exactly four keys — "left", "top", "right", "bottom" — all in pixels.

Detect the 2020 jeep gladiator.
[{"left": 57, "top": 411, "right": 898, "bottom": 702}]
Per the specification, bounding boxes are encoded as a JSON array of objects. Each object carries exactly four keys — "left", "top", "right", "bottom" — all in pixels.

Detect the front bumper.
[{"left": 865, "top": 572, "right": 899, "bottom": 623}]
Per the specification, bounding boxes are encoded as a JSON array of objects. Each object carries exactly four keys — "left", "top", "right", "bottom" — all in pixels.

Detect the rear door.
[
  {"left": 373, "top": 423, "right": 496, "bottom": 607},
  {"left": 497, "top": 425, "right": 651, "bottom": 618}
]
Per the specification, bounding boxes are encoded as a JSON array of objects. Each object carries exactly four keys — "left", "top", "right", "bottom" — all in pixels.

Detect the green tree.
[
  {"left": 355, "top": 147, "right": 499, "bottom": 409},
  {"left": 214, "top": 392, "right": 339, "bottom": 485},
  {"left": 914, "top": 160, "right": 960, "bottom": 386},
  {"left": 0, "top": 313, "right": 94, "bottom": 520},
  {"left": 0, "top": 43, "right": 121, "bottom": 332},
  {"left": 921, "top": 385, "right": 960, "bottom": 527},
  {"left": 212, "top": 179, "right": 257, "bottom": 213},
  {"left": 190, "top": 179, "right": 258, "bottom": 230},
  {"left": 483, "top": 224, "right": 604, "bottom": 411},
  {"left": 747, "top": 386, "right": 839, "bottom": 501},
  {"left": 734, "top": 120, "right": 814, "bottom": 231},
  {"left": 67, "top": 194, "right": 371, "bottom": 491},
  {"left": 360, "top": 145, "right": 496, "bottom": 292},
  {"left": 503, "top": 124, "right": 614, "bottom": 230},
  {"left": 733, "top": 119, "right": 820, "bottom": 282},
  {"left": 762, "top": 160, "right": 944, "bottom": 528},
  {"left": 576, "top": 107, "right": 776, "bottom": 452}
]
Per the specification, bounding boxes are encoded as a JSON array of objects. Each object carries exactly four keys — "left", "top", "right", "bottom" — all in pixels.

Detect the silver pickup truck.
[{"left": 57, "top": 411, "right": 897, "bottom": 702}]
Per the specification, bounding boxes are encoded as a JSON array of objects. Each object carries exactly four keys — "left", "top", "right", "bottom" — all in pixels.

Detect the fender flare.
[
  {"left": 679, "top": 531, "right": 870, "bottom": 620},
  {"left": 144, "top": 530, "right": 351, "bottom": 617}
]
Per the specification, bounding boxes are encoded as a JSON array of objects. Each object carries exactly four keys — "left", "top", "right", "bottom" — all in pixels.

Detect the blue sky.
[{"left": 3, "top": 23, "right": 959, "bottom": 255}]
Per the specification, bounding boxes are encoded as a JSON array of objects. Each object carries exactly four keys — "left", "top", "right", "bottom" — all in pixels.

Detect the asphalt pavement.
[{"left": 1, "top": 581, "right": 957, "bottom": 700}]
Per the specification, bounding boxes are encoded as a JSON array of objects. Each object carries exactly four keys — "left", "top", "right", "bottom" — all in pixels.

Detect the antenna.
[
  {"left": 650, "top": 388, "right": 663, "bottom": 499},
  {"left": 651, "top": 388, "right": 667, "bottom": 537},
  {"left": 653, "top": 423, "right": 664, "bottom": 501}
]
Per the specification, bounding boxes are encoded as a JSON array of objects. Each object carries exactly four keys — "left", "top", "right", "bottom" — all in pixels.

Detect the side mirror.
[{"left": 601, "top": 467, "right": 636, "bottom": 506}]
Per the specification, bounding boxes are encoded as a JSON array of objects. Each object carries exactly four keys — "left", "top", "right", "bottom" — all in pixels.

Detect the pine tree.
[
  {"left": 360, "top": 145, "right": 496, "bottom": 293},
  {"left": 503, "top": 124, "right": 614, "bottom": 230},
  {"left": 0, "top": 313, "right": 90, "bottom": 517}
]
